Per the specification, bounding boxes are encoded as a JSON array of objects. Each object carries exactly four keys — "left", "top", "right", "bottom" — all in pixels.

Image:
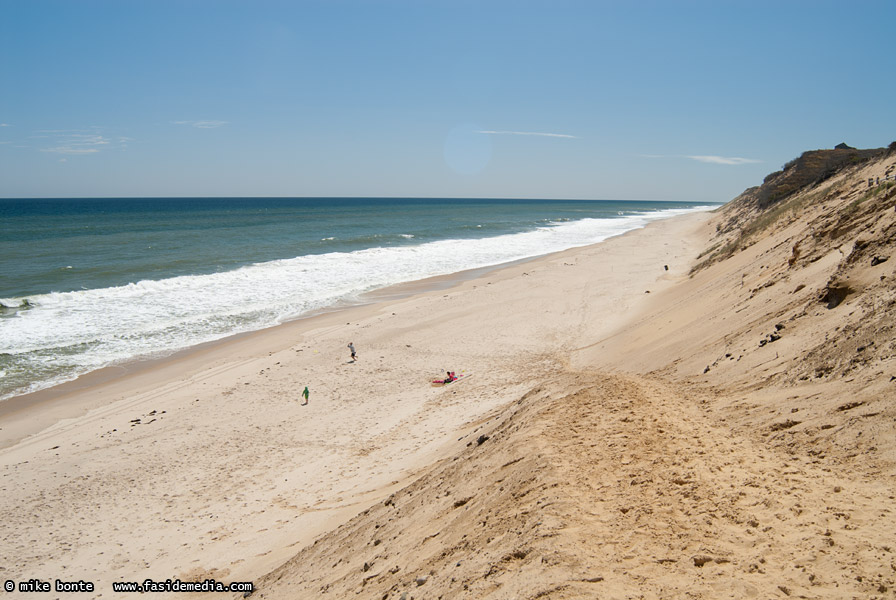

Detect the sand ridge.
[{"left": 251, "top": 372, "right": 895, "bottom": 598}]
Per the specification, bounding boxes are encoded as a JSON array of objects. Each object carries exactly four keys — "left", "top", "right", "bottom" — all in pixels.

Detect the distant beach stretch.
[{"left": 0, "top": 197, "right": 711, "bottom": 401}]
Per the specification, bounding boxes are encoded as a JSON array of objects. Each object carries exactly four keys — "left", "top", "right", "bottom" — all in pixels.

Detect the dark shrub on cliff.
[{"left": 757, "top": 148, "right": 885, "bottom": 209}]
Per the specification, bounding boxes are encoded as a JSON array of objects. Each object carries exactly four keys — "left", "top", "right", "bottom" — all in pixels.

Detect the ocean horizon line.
[{"left": 1, "top": 195, "right": 726, "bottom": 204}]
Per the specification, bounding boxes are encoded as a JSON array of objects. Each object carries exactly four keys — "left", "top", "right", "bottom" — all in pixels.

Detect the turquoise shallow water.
[{"left": 0, "top": 197, "right": 714, "bottom": 399}]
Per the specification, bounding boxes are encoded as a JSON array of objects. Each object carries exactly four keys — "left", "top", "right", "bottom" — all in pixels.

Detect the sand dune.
[
  {"left": 247, "top": 148, "right": 896, "bottom": 598},
  {"left": 253, "top": 372, "right": 895, "bottom": 598}
]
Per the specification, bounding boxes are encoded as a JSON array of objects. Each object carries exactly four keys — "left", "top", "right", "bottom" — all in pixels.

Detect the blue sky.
[{"left": 1, "top": 1, "right": 894, "bottom": 202}]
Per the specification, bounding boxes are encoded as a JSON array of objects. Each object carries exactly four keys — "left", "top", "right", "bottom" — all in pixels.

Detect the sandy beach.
[
  {"left": 4, "top": 145, "right": 896, "bottom": 599},
  {"left": 0, "top": 209, "right": 710, "bottom": 597}
]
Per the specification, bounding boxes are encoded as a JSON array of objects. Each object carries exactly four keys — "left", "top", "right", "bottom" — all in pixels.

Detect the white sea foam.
[{"left": 0, "top": 205, "right": 709, "bottom": 399}]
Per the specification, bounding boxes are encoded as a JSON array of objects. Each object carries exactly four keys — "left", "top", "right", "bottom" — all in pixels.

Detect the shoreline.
[
  {"left": 0, "top": 211, "right": 708, "bottom": 449},
  {"left": 0, "top": 254, "right": 545, "bottom": 450},
  {"left": 1, "top": 204, "right": 715, "bottom": 403}
]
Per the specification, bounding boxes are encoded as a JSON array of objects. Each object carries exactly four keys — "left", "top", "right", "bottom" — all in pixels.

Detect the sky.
[{"left": 1, "top": 0, "right": 894, "bottom": 202}]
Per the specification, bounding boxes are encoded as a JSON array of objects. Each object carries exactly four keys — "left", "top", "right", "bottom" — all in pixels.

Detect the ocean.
[{"left": 0, "top": 197, "right": 713, "bottom": 400}]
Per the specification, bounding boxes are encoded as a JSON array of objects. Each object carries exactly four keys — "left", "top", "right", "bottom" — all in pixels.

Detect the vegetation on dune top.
[
  {"left": 691, "top": 142, "right": 895, "bottom": 272},
  {"left": 756, "top": 147, "right": 887, "bottom": 209}
]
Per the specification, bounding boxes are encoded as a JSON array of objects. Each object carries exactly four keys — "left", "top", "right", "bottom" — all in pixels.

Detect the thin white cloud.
[
  {"left": 0, "top": 123, "right": 10, "bottom": 127},
  {"left": 478, "top": 130, "right": 577, "bottom": 139},
  {"left": 42, "top": 146, "right": 101, "bottom": 155},
  {"left": 686, "top": 155, "right": 762, "bottom": 165},
  {"left": 194, "top": 120, "right": 228, "bottom": 129},
  {"left": 641, "top": 153, "right": 762, "bottom": 165},
  {"left": 37, "top": 130, "right": 124, "bottom": 156},
  {"left": 173, "top": 120, "right": 228, "bottom": 129}
]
